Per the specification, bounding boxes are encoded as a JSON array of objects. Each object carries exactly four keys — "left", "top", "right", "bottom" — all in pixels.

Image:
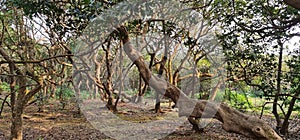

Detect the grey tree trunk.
[{"left": 273, "top": 41, "right": 283, "bottom": 130}]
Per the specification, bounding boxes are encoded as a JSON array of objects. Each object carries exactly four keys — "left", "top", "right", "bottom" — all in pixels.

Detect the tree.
[
  {"left": 281, "top": 48, "right": 300, "bottom": 134},
  {"left": 0, "top": 3, "right": 72, "bottom": 139},
  {"left": 70, "top": 0, "right": 282, "bottom": 138},
  {"left": 8, "top": 0, "right": 292, "bottom": 139},
  {"left": 116, "top": 26, "right": 282, "bottom": 139},
  {"left": 216, "top": 0, "right": 300, "bottom": 135}
]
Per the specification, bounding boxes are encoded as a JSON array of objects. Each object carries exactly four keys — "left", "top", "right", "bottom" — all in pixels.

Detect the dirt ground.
[{"left": 0, "top": 100, "right": 299, "bottom": 140}]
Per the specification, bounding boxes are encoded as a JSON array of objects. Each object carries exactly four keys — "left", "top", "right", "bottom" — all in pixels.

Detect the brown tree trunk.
[
  {"left": 73, "top": 78, "right": 82, "bottom": 114},
  {"left": 283, "top": 0, "right": 300, "bottom": 9},
  {"left": 38, "top": 86, "right": 47, "bottom": 112},
  {"left": 10, "top": 75, "right": 41, "bottom": 140},
  {"left": 117, "top": 26, "right": 282, "bottom": 139},
  {"left": 10, "top": 104, "right": 23, "bottom": 140},
  {"left": 1, "top": 48, "right": 23, "bottom": 140},
  {"left": 114, "top": 41, "right": 124, "bottom": 110},
  {"left": 179, "top": 98, "right": 282, "bottom": 140},
  {"left": 102, "top": 41, "right": 116, "bottom": 111},
  {"left": 172, "top": 50, "right": 190, "bottom": 86},
  {"left": 136, "top": 52, "right": 155, "bottom": 103},
  {"left": 0, "top": 94, "right": 9, "bottom": 116},
  {"left": 209, "top": 80, "right": 222, "bottom": 101},
  {"left": 280, "top": 87, "right": 300, "bottom": 134}
]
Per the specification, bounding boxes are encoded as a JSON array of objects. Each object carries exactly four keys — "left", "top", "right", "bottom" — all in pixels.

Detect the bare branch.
[{"left": 0, "top": 54, "right": 74, "bottom": 64}]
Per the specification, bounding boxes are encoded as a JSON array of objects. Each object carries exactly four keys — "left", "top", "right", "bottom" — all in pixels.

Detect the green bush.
[
  {"left": 194, "top": 91, "right": 225, "bottom": 102},
  {"left": 144, "top": 90, "right": 154, "bottom": 98},
  {"left": 55, "top": 86, "right": 74, "bottom": 99},
  {"left": 194, "top": 93, "right": 202, "bottom": 99},
  {"left": 124, "top": 89, "right": 138, "bottom": 96},
  {"left": 248, "top": 91, "right": 264, "bottom": 98},
  {"left": 0, "top": 82, "right": 10, "bottom": 92},
  {"left": 226, "top": 91, "right": 253, "bottom": 111},
  {"left": 214, "top": 91, "right": 226, "bottom": 102},
  {"left": 79, "top": 90, "right": 92, "bottom": 99},
  {"left": 293, "top": 103, "right": 300, "bottom": 111}
]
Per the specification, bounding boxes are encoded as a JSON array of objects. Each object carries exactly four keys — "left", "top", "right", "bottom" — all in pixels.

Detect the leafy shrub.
[
  {"left": 55, "top": 86, "right": 74, "bottom": 99},
  {"left": 248, "top": 91, "right": 264, "bottom": 98},
  {"left": 144, "top": 90, "right": 154, "bottom": 98},
  {"left": 293, "top": 103, "right": 300, "bottom": 111},
  {"left": 214, "top": 91, "right": 226, "bottom": 102},
  {"left": 124, "top": 89, "right": 138, "bottom": 96},
  {"left": 226, "top": 91, "right": 253, "bottom": 111},
  {"left": 79, "top": 90, "right": 92, "bottom": 99},
  {"left": 195, "top": 92, "right": 225, "bottom": 102},
  {"left": 194, "top": 93, "right": 202, "bottom": 99},
  {"left": 0, "top": 82, "right": 10, "bottom": 92}
]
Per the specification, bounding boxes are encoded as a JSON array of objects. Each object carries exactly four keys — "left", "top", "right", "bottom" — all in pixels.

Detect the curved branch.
[{"left": 259, "top": 102, "right": 286, "bottom": 119}]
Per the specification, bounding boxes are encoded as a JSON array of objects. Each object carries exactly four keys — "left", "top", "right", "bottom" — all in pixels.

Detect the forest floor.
[{"left": 0, "top": 99, "right": 299, "bottom": 140}]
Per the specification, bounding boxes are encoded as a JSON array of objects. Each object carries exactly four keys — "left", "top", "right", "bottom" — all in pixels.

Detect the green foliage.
[
  {"left": 195, "top": 91, "right": 225, "bottom": 102},
  {"left": 55, "top": 86, "right": 74, "bottom": 99},
  {"left": 124, "top": 89, "right": 138, "bottom": 96},
  {"left": 194, "top": 93, "right": 202, "bottom": 99},
  {"left": 0, "top": 82, "right": 10, "bottom": 92},
  {"left": 79, "top": 90, "right": 92, "bottom": 100},
  {"left": 197, "top": 58, "right": 211, "bottom": 73},
  {"left": 286, "top": 49, "right": 300, "bottom": 93},
  {"left": 214, "top": 91, "right": 225, "bottom": 102},
  {"left": 216, "top": 1, "right": 300, "bottom": 126},
  {"left": 293, "top": 103, "right": 300, "bottom": 111},
  {"left": 248, "top": 91, "right": 264, "bottom": 98},
  {"left": 226, "top": 90, "right": 253, "bottom": 111},
  {"left": 144, "top": 90, "right": 155, "bottom": 98},
  {"left": 123, "top": 88, "right": 153, "bottom": 98},
  {"left": 7, "top": 0, "right": 119, "bottom": 37},
  {"left": 217, "top": 0, "right": 299, "bottom": 90}
]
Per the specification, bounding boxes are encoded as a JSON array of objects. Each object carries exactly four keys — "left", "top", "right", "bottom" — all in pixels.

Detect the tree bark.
[
  {"left": 280, "top": 86, "right": 300, "bottom": 134},
  {"left": 117, "top": 26, "right": 282, "bottom": 139},
  {"left": 1, "top": 47, "right": 42, "bottom": 140},
  {"left": 155, "top": 21, "right": 169, "bottom": 113},
  {"left": 155, "top": 55, "right": 168, "bottom": 113},
  {"left": 102, "top": 41, "right": 115, "bottom": 111},
  {"left": 172, "top": 50, "right": 190, "bottom": 86},
  {"left": 209, "top": 80, "right": 222, "bottom": 101},
  {"left": 0, "top": 93, "right": 9, "bottom": 116},
  {"left": 283, "top": 0, "right": 300, "bottom": 9},
  {"left": 10, "top": 103, "right": 23, "bottom": 140},
  {"left": 179, "top": 98, "right": 283, "bottom": 140},
  {"left": 273, "top": 41, "right": 284, "bottom": 130}
]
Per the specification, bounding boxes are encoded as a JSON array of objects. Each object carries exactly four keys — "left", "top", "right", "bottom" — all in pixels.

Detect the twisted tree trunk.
[{"left": 117, "top": 26, "right": 282, "bottom": 140}]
